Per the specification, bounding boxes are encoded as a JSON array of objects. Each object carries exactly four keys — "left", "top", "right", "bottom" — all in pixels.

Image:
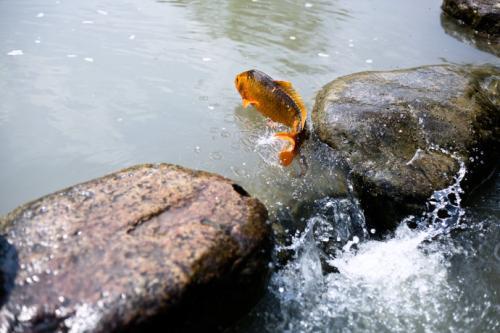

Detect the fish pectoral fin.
[{"left": 242, "top": 98, "right": 258, "bottom": 108}]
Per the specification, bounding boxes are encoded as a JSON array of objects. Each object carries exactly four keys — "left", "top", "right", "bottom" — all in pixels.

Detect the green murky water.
[{"left": 0, "top": 0, "right": 498, "bottom": 332}]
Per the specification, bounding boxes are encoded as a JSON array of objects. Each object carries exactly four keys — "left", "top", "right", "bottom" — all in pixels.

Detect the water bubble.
[
  {"left": 348, "top": 43, "right": 354, "bottom": 47},
  {"left": 202, "top": 57, "right": 212, "bottom": 62},
  {"left": 220, "top": 128, "right": 230, "bottom": 138},
  {"left": 209, "top": 151, "right": 223, "bottom": 160},
  {"left": 82, "top": 20, "right": 94, "bottom": 24},
  {"left": 84, "top": 57, "right": 94, "bottom": 63},
  {"left": 304, "top": 2, "right": 313, "bottom": 8},
  {"left": 36, "top": 12, "right": 45, "bottom": 18},
  {"left": 365, "top": 59, "right": 373, "bottom": 64},
  {"left": 129, "top": 34, "right": 136, "bottom": 40},
  {"left": 97, "top": 9, "right": 108, "bottom": 16},
  {"left": 289, "top": 36, "right": 296, "bottom": 40},
  {"left": 67, "top": 54, "right": 77, "bottom": 58},
  {"left": 35, "top": 39, "right": 41, "bottom": 44},
  {"left": 194, "top": 146, "right": 201, "bottom": 153},
  {"left": 208, "top": 105, "right": 215, "bottom": 110},
  {"left": 317, "top": 52, "right": 329, "bottom": 57}
]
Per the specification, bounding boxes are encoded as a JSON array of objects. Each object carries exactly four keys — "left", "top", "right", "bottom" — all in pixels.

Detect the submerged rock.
[
  {"left": 442, "top": 0, "right": 500, "bottom": 37},
  {"left": 312, "top": 65, "right": 499, "bottom": 229},
  {"left": 0, "top": 164, "right": 270, "bottom": 332}
]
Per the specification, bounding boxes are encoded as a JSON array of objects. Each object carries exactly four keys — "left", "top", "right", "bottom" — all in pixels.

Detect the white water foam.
[{"left": 267, "top": 157, "right": 472, "bottom": 332}]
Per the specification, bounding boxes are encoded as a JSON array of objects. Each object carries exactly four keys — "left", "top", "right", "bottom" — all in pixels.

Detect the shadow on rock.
[{"left": 0, "top": 235, "right": 18, "bottom": 307}]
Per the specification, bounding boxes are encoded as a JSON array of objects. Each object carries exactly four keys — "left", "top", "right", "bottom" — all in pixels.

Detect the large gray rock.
[
  {"left": 312, "top": 65, "right": 499, "bottom": 229},
  {"left": 442, "top": 0, "right": 500, "bottom": 37},
  {"left": 0, "top": 164, "right": 270, "bottom": 332}
]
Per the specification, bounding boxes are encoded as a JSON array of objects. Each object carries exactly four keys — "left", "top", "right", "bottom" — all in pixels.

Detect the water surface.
[{"left": 0, "top": 0, "right": 499, "bottom": 332}]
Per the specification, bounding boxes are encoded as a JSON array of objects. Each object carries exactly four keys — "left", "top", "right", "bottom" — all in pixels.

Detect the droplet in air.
[
  {"left": 366, "top": 59, "right": 373, "bottom": 64},
  {"left": 129, "top": 34, "right": 136, "bottom": 40},
  {"left": 97, "top": 10, "right": 108, "bottom": 16},
  {"left": 82, "top": 20, "right": 94, "bottom": 24},
  {"left": 84, "top": 57, "right": 94, "bottom": 62},
  {"left": 36, "top": 12, "right": 45, "bottom": 18},
  {"left": 305, "top": 3, "right": 313, "bottom": 8},
  {"left": 202, "top": 57, "right": 212, "bottom": 62},
  {"left": 318, "top": 52, "right": 329, "bottom": 57},
  {"left": 289, "top": 36, "right": 296, "bottom": 40},
  {"left": 7, "top": 50, "right": 23, "bottom": 56},
  {"left": 67, "top": 54, "right": 77, "bottom": 58}
]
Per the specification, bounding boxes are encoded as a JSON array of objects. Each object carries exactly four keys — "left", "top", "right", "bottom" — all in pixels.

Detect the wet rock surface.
[
  {"left": 442, "top": 0, "right": 500, "bottom": 37},
  {"left": 0, "top": 163, "right": 270, "bottom": 332},
  {"left": 440, "top": 11, "right": 500, "bottom": 57},
  {"left": 312, "top": 65, "right": 500, "bottom": 229}
]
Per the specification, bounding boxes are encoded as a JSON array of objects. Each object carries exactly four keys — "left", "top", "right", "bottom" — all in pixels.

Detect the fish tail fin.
[{"left": 274, "top": 132, "right": 297, "bottom": 166}]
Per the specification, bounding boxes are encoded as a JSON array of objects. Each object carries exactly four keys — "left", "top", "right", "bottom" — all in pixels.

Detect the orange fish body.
[{"left": 235, "top": 70, "right": 307, "bottom": 166}]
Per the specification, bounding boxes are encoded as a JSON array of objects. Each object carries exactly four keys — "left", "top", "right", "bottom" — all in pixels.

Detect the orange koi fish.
[{"left": 234, "top": 69, "right": 307, "bottom": 166}]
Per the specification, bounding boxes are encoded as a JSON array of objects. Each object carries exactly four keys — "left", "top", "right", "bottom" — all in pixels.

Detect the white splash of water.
[
  {"left": 268, "top": 158, "right": 469, "bottom": 332},
  {"left": 254, "top": 130, "right": 288, "bottom": 167}
]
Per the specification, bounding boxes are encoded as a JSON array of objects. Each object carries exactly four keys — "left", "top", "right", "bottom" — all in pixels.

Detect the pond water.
[{"left": 0, "top": 0, "right": 498, "bottom": 332}]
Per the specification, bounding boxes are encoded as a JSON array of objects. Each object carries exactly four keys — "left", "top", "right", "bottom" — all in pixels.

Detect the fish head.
[
  {"left": 235, "top": 69, "right": 265, "bottom": 94},
  {"left": 235, "top": 70, "right": 252, "bottom": 95}
]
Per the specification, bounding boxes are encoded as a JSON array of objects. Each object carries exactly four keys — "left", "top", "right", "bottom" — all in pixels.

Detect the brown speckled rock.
[
  {"left": 0, "top": 164, "right": 270, "bottom": 332},
  {"left": 312, "top": 65, "right": 499, "bottom": 229}
]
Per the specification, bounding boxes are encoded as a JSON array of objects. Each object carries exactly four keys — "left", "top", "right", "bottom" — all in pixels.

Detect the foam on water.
[{"left": 251, "top": 157, "right": 499, "bottom": 332}]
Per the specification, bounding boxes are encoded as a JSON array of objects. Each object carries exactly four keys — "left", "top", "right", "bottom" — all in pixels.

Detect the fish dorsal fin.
[
  {"left": 274, "top": 80, "right": 293, "bottom": 90},
  {"left": 274, "top": 80, "right": 307, "bottom": 130}
]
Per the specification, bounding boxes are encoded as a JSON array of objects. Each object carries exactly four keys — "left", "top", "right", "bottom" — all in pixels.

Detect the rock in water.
[
  {"left": 0, "top": 164, "right": 270, "bottom": 332},
  {"left": 442, "top": 0, "right": 500, "bottom": 37},
  {"left": 312, "top": 65, "right": 499, "bottom": 229}
]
